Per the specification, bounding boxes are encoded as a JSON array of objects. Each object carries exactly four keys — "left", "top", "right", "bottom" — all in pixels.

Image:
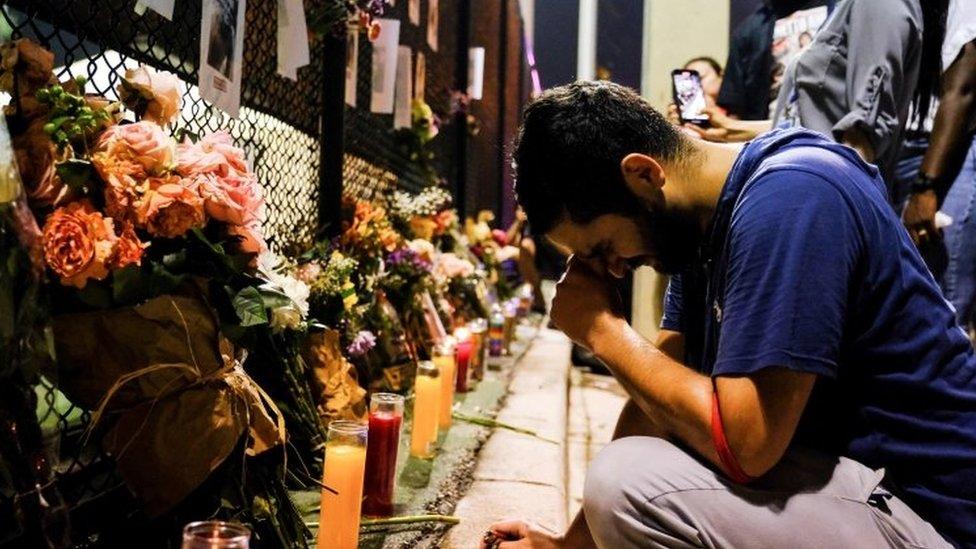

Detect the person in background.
[
  {"left": 692, "top": 0, "right": 946, "bottom": 185},
  {"left": 683, "top": 56, "right": 723, "bottom": 109},
  {"left": 902, "top": 0, "right": 976, "bottom": 332},
  {"left": 488, "top": 79, "right": 976, "bottom": 549},
  {"left": 718, "top": 0, "right": 832, "bottom": 121}
]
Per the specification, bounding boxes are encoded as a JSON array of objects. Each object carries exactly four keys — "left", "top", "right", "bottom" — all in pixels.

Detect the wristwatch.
[{"left": 910, "top": 173, "right": 939, "bottom": 195}]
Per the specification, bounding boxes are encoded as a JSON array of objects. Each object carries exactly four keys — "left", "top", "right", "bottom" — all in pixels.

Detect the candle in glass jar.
[
  {"left": 432, "top": 341, "right": 457, "bottom": 429},
  {"left": 453, "top": 327, "right": 472, "bottom": 392},
  {"left": 362, "top": 394, "right": 404, "bottom": 517},
  {"left": 503, "top": 300, "right": 518, "bottom": 354},
  {"left": 182, "top": 521, "right": 250, "bottom": 549},
  {"left": 410, "top": 361, "right": 441, "bottom": 458},
  {"left": 318, "top": 421, "right": 368, "bottom": 549},
  {"left": 488, "top": 304, "right": 505, "bottom": 357},
  {"left": 468, "top": 319, "right": 487, "bottom": 381}
]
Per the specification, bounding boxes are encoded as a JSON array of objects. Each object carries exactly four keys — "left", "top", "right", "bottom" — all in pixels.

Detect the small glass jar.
[
  {"left": 453, "top": 327, "right": 473, "bottom": 392},
  {"left": 410, "top": 361, "right": 442, "bottom": 458},
  {"left": 363, "top": 393, "right": 405, "bottom": 517},
  {"left": 318, "top": 421, "right": 369, "bottom": 549},
  {"left": 182, "top": 521, "right": 250, "bottom": 549}
]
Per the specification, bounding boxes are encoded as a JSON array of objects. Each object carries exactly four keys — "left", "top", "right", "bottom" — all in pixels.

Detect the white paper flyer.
[
  {"left": 370, "top": 18, "right": 401, "bottom": 114},
  {"left": 345, "top": 29, "right": 359, "bottom": 107},
  {"left": 199, "top": 0, "right": 246, "bottom": 117},
  {"left": 277, "top": 0, "right": 310, "bottom": 80},
  {"left": 468, "top": 47, "right": 485, "bottom": 100},
  {"left": 135, "top": 0, "right": 175, "bottom": 20},
  {"left": 426, "top": 0, "right": 439, "bottom": 51},
  {"left": 393, "top": 46, "right": 413, "bottom": 129}
]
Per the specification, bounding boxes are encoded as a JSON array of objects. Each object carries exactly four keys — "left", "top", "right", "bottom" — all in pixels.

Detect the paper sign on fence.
[
  {"left": 199, "top": 0, "right": 246, "bottom": 117},
  {"left": 370, "top": 18, "right": 401, "bottom": 114},
  {"left": 393, "top": 47, "right": 413, "bottom": 129},
  {"left": 468, "top": 47, "right": 485, "bottom": 100}
]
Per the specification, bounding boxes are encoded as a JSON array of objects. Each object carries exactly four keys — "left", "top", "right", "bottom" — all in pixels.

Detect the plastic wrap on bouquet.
[
  {"left": 48, "top": 294, "right": 284, "bottom": 516},
  {"left": 302, "top": 328, "right": 368, "bottom": 425}
]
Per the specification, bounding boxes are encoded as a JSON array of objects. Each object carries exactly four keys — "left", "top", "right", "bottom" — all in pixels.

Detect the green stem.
[
  {"left": 452, "top": 411, "right": 559, "bottom": 445},
  {"left": 305, "top": 515, "right": 460, "bottom": 530}
]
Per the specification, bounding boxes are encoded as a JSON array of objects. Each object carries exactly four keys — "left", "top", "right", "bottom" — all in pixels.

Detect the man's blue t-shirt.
[{"left": 661, "top": 129, "right": 976, "bottom": 546}]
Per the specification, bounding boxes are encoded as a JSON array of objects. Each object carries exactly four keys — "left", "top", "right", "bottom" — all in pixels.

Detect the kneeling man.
[{"left": 488, "top": 82, "right": 976, "bottom": 548}]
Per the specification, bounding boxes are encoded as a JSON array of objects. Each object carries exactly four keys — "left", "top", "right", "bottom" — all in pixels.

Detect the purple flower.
[
  {"left": 387, "top": 248, "right": 432, "bottom": 272},
  {"left": 347, "top": 330, "right": 377, "bottom": 357}
]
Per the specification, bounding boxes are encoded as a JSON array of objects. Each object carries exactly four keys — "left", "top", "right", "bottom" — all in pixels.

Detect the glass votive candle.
[
  {"left": 318, "top": 420, "right": 368, "bottom": 549},
  {"left": 488, "top": 304, "right": 505, "bottom": 357},
  {"left": 182, "top": 521, "right": 250, "bottom": 549},
  {"left": 432, "top": 340, "right": 457, "bottom": 429},
  {"left": 363, "top": 393, "right": 404, "bottom": 517},
  {"left": 410, "top": 361, "right": 441, "bottom": 458},
  {"left": 503, "top": 301, "right": 518, "bottom": 354},
  {"left": 454, "top": 327, "right": 472, "bottom": 393},
  {"left": 468, "top": 319, "right": 487, "bottom": 381}
]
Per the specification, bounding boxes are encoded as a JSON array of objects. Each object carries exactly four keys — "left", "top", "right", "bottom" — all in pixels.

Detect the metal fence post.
[{"left": 319, "top": 33, "right": 347, "bottom": 237}]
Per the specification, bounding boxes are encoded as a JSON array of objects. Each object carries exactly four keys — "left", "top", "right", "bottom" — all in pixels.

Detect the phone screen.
[{"left": 672, "top": 70, "right": 709, "bottom": 124}]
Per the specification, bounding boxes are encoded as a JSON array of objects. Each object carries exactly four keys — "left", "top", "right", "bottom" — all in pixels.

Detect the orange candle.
[
  {"left": 432, "top": 341, "right": 457, "bottom": 429},
  {"left": 317, "top": 421, "right": 368, "bottom": 549},
  {"left": 410, "top": 361, "right": 441, "bottom": 458}
]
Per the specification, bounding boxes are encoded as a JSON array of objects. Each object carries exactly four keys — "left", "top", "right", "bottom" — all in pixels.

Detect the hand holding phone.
[{"left": 672, "top": 69, "right": 709, "bottom": 126}]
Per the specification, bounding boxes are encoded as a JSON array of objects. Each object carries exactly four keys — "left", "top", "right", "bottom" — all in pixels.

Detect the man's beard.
[{"left": 640, "top": 207, "right": 704, "bottom": 275}]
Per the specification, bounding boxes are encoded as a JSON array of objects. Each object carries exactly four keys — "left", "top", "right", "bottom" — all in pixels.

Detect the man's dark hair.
[{"left": 513, "top": 81, "right": 688, "bottom": 235}]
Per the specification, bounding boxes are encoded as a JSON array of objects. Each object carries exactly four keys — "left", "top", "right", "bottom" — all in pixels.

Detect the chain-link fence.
[
  {"left": 342, "top": 0, "right": 459, "bottom": 198},
  {"left": 0, "top": 1, "right": 329, "bottom": 545}
]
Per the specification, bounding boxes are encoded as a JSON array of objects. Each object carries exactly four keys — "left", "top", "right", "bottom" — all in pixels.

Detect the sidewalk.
[{"left": 444, "top": 331, "right": 626, "bottom": 546}]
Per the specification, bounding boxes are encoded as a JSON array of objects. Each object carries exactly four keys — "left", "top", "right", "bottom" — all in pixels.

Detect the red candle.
[
  {"left": 362, "top": 393, "right": 404, "bottom": 517},
  {"left": 455, "top": 340, "right": 473, "bottom": 392}
]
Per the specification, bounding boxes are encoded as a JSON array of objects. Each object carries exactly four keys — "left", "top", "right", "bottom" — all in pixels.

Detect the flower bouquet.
[{"left": 2, "top": 39, "right": 317, "bottom": 544}]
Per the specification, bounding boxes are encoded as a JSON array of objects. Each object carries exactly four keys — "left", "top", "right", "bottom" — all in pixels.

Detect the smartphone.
[{"left": 671, "top": 69, "right": 709, "bottom": 125}]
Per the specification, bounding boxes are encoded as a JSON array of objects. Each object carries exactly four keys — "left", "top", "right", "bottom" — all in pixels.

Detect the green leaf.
[
  {"left": 149, "top": 262, "right": 184, "bottom": 296},
  {"left": 232, "top": 286, "right": 268, "bottom": 327},
  {"left": 76, "top": 283, "right": 114, "bottom": 309},
  {"left": 111, "top": 264, "right": 146, "bottom": 304},
  {"left": 56, "top": 159, "right": 97, "bottom": 194},
  {"left": 257, "top": 285, "right": 293, "bottom": 310}
]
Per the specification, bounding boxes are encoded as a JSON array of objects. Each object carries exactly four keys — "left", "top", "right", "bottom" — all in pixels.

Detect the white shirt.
[{"left": 943, "top": 0, "right": 976, "bottom": 71}]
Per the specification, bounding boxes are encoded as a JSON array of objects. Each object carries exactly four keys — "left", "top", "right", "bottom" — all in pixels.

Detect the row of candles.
[
  {"left": 178, "top": 289, "right": 535, "bottom": 549},
  {"left": 317, "top": 290, "right": 532, "bottom": 549}
]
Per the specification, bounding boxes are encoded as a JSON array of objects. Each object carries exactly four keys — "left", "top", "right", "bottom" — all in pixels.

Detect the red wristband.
[{"left": 711, "top": 390, "right": 755, "bottom": 484}]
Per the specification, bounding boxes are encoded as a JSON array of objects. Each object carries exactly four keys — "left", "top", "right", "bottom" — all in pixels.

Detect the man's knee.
[{"left": 582, "top": 437, "right": 722, "bottom": 545}]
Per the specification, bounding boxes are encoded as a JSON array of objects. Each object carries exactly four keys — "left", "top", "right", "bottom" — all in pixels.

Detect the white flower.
[
  {"left": 270, "top": 304, "right": 302, "bottom": 331},
  {"left": 257, "top": 250, "right": 310, "bottom": 318},
  {"left": 271, "top": 272, "right": 310, "bottom": 317}
]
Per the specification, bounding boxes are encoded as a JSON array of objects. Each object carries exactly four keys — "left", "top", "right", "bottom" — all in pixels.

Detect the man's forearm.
[{"left": 589, "top": 315, "right": 719, "bottom": 468}]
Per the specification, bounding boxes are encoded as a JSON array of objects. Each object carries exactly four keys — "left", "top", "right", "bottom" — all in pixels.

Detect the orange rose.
[
  {"left": 42, "top": 200, "right": 117, "bottom": 288},
  {"left": 112, "top": 222, "right": 146, "bottom": 269},
  {"left": 137, "top": 175, "right": 205, "bottom": 238}
]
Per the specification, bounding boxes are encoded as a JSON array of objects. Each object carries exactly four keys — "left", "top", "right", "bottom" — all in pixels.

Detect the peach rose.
[
  {"left": 117, "top": 66, "right": 182, "bottom": 126},
  {"left": 228, "top": 219, "right": 267, "bottom": 256},
  {"left": 112, "top": 222, "right": 146, "bottom": 269},
  {"left": 42, "top": 200, "right": 117, "bottom": 288},
  {"left": 137, "top": 175, "right": 205, "bottom": 238},
  {"left": 176, "top": 131, "right": 249, "bottom": 179},
  {"left": 194, "top": 171, "right": 264, "bottom": 226},
  {"left": 94, "top": 121, "right": 175, "bottom": 176}
]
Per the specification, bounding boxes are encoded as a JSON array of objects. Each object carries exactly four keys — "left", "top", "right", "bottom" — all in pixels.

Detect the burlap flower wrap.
[{"left": 49, "top": 294, "right": 284, "bottom": 516}]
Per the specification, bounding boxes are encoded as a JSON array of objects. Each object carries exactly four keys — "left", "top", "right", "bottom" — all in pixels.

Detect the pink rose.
[
  {"left": 41, "top": 200, "right": 117, "bottom": 288},
  {"left": 194, "top": 171, "right": 264, "bottom": 226},
  {"left": 117, "top": 66, "right": 182, "bottom": 126},
  {"left": 176, "top": 131, "right": 249, "bottom": 179},
  {"left": 137, "top": 175, "right": 205, "bottom": 238},
  {"left": 94, "top": 121, "right": 175, "bottom": 176}
]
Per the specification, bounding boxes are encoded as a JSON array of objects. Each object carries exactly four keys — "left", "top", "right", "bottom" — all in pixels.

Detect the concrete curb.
[{"left": 443, "top": 328, "right": 572, "bottom": 547}]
